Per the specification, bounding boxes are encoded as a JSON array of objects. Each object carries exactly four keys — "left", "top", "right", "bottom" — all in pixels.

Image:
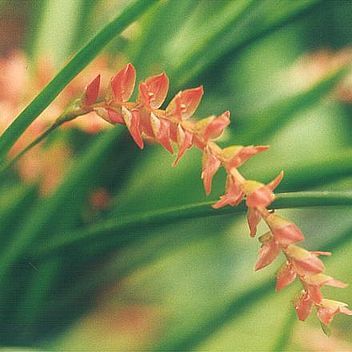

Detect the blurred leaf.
[
  {"left": 168, "top": 0, "right": 323, "bottom": 88},
  {"left": 0, "top": 0, "right": 157, "bottom": 162},
  {"left": 31, "top": 0, "right": 84, "bottom": 66},
  {"left": 233, "top": 64, "right": 351, "bottom": 144},
  {"left": 0, "top": 128, "right": 121, "bottom": 342}
]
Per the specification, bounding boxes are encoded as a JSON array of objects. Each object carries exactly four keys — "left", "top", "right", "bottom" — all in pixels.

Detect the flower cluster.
[{"left": 54, "top": 63, "right": 352, "bottom": 327}]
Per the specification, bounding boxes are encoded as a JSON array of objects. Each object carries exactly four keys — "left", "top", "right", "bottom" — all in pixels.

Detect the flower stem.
[{"left": 30, "top": 191, "right": 352, "bottom": 259}]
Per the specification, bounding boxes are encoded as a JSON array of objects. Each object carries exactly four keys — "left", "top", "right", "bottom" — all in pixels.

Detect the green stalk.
[
  {"left": 0, "top": 0, "right": 157, "bottom": 163},
  {"left": 30, "top": 191, "right": 352, "bottom": 258}
]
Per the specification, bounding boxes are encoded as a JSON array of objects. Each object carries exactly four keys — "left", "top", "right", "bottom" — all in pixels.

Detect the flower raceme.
[{"left": 70, "top": 63, "right": 351, "bottom": 328}]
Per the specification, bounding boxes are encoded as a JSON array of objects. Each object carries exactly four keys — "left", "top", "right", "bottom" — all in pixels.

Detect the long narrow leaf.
[{"left": 30, "top": 191, "right": 352, "bottom": 258}]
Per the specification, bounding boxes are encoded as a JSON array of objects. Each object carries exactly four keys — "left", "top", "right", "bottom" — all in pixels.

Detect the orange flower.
[
  {"left": 265, "top": 214, "right": 304, "bottom": 247},
  {"left": 255, "top": 232, "right": 281, "bottom": 270},
  {"left": 317, "top": 299, "right": 352, "bottom": 325}
]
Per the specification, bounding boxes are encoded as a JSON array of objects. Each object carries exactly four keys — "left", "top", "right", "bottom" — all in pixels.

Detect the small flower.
[
  {"left": 276, "top": 262, "right": 297, "bottom": 291},
  {"left": 242, "top": 171, "right": 284, "bottom": 208},
  {"left": 317, "top": 299, "right": 352, "bottom": 326},
  {"left": 255, "top": 232, "right": 281, "bottom": 270},
  {"left": 139, "top": 72, "right": 169, "bottom": 110},
  {"left": 295, "top": 290, "right": 314, "bottom": 321},
  {"left": 212, "top": 175, "right": 243, "bottom": 209},
  {"left": 265, "top": 214, "right": 304, "bottom": 247},
  {"left": 220, "top": 145, "right": 269, "bottom": 171},
  {"left": 303, "top": 273, "right": 347, "bottom": 304},
  {"left": 166, "top": 86, "right": 204, "bottom": 121},
  {"left": 285, "top": 245, "right": 325, "bottom": 276},
  {"left": 193, "top": 111, "right": 230, "bottom": 148}
]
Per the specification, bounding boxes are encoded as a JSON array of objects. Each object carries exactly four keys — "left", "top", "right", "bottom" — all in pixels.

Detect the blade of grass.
[
  {"left": 31, "top": 0, "right": 84, "bottom": 66},
  {"left": 0, "top": 0, "right": 157, "bottom": 163},
  {"left": 5, "top": 127, "right": 123, "bottom": 343},
  {"left": 271, "top": 307, "right": 296, "bottom": 352},
  {"left": 0, "top": 128, "right": 122, "bottom": 293},
  {"left": 170, "top": 0, "right": 323, "bottom": 88},
  {"left": 234, "top": 64, "right": 351, "bottom": 144},
  {"left": 258, "top": 151, "right": 352, "bottom": 191},
  {"left": 128, "top": 0, "right": 198, "bottom": 78},
  {"left": 30, "top": 191, "right": 352, "bottom": 259}
]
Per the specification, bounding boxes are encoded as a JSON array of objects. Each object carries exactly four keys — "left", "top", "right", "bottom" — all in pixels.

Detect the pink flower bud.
[
  {"left": 266, "top": 214, "right": 304, "bottom": 247},
  {"left": 295, "top": 290, "right": 313, "bottom": 321},
  {"left": 201, "top": 147, "right": 221, "bottom": 195},
  {"left": 317, "top": 299, "right": 352, "bottom": 325},
  {"left": 166, "top": 86, "right": 203, "bottom": 120},
  {"left": 111, "top": 63, "right": 136, "bottom": 103},
  {"left": 276, "top": 262, "right": 297, "bottom": 291},
  {"left": 255, "top": 233, "right": 280, "bottom": 271},
  {"left": 83, "top": 74, "right": 100, "bottom": 107},
  {"left": 139, "top": 72, "right": 169, "bottom": 109}
]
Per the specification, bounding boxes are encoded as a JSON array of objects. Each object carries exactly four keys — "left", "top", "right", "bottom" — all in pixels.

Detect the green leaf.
[
  {"left": 233, "top": 64, "right": 351, "bottom": 144},
  {"left": 168, "top": 0, "right": 323, "bottom": 88},
  {"left": 30, "top": 191, "right": 352, "bottom": 259},
  {"left": 31, "top": 0, "right": 85, "bottom": 65},
  {"left": 0, "top": 128, "right": 122, "bottom": 337},
  {"left": 0, "top": 0, "right": 157, "bottom": 163}
]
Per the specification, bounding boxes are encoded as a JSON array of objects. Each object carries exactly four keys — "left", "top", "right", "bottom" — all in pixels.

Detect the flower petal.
[
  {"left": 247, "top": 207, "right": 262, "bottom": 237},
  {"left": 245, "top": 184, "right": 275, "bottom": 208},
  {"left": 285, "top": 245, "right": 325, "bottom": 275},
  {"left": 267, "top": 171, "right": 284, "bottom": 191},
  {"left": 212, "top": 175, "right": 243, "bottom": 209},
  {"left": 255, "top": 238, "right": 280, "bottom": 271},
  {"left": 167, "top": 86, "right": 204, "bottom": 120},
  {"left": 111, "top": 63, "right": 136, "bottom": 102},
  {"left": 201, "top": 148, "right": 221, "bottom": 195},
  {"left": 173, "top": 125, "right": 193, "bottom": 166},
  {"left": 203, "top": 111, "right": 230, "bottom": 141},
  {"left": 83, "top": 74, "right": 100, "bottom": 106},
  {"left": 122, "top": 107, "right": 143, "bottom": 149},
  {"left": 295, "top": 291, "right": 313, "bottom": 321},
  {"left": 222, "top": 145, "right": 269, "bottom": 170},
  {"left": 266, "top": 214, "right": 304, "bottom": 247},
  {"left": 276, "top": 262, "right": 297, "bottom": 291},
  {"left": 150, "top": 113, "right": 173, "bottom": 153},
  {"left": 139, "top": 72, "right": 169, "bottom": 109}
]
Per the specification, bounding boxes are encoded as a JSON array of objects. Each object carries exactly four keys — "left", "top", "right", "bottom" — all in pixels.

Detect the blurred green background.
[{"left": 0, "top": 0, "right": 352, "bottom": 350}]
